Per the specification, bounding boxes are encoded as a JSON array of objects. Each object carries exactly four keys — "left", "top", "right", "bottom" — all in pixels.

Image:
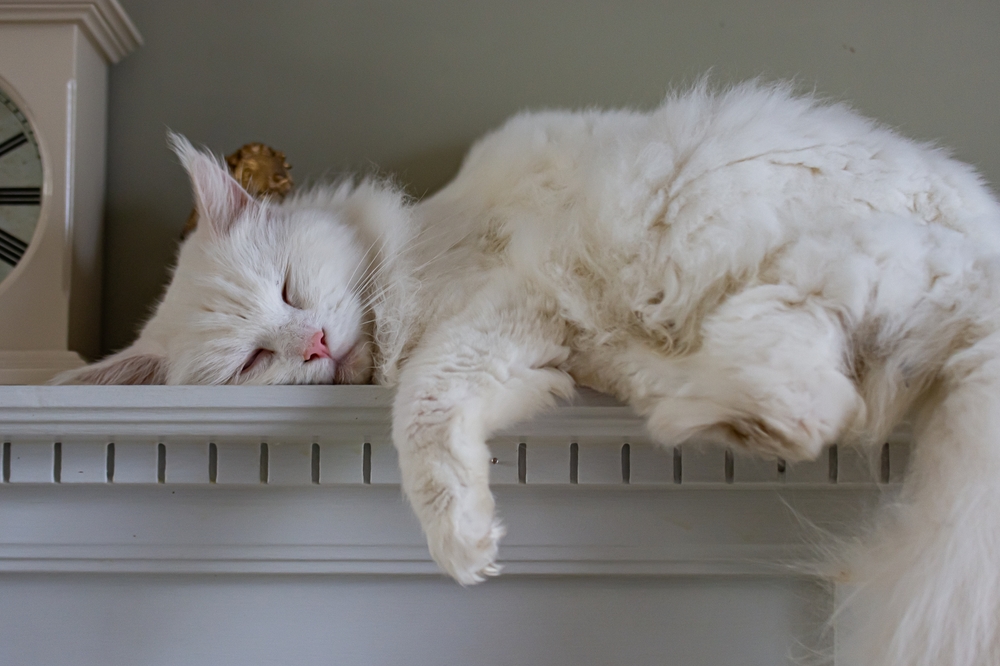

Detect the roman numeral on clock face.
[
  {"left": 0, "top": 187, "right": 41, "bottom": 205},
  {"left": 0, "top": 227, "right": 27, "bottom": 266},
  {"left": 0, "top": 132, "right": 28, "bottom": 158}
]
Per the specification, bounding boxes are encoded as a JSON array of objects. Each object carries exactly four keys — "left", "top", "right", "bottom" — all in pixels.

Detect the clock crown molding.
[{"left": 0, "top": 0, "right": 142, "bottom": 63}]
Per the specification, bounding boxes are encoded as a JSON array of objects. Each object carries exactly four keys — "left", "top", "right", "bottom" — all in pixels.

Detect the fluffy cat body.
[{"left": 65, "top": 82, "right": 1000, "bottom": 665}]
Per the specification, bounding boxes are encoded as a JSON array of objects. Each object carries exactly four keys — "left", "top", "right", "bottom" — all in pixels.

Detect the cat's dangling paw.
[
  {"left": 480, "top": 562, "right": 502, "bottom": 577},
  {"left": 421, "top": 492, "right": 506, "bottom": 586},
  {"left": 429, "top": 517, "right": 505, "bottom": 586}
]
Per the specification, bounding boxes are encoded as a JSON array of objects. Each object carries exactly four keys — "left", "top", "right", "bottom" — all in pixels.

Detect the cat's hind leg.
[
  {"left": 392, "top": 296, "right": 573, "bottom": 584},
  {"left": 624, "top": 285, "right": 865, "bottom": 461}
]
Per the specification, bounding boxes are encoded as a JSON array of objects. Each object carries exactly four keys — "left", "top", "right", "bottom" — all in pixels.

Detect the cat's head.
[{"left": 57, "top": 135, "right": 378, "bottom": 385}]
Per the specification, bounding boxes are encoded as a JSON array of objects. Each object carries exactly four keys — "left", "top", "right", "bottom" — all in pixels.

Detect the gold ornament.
[{"left": 181, "top": 142, "right": 293, "bottom": 238}]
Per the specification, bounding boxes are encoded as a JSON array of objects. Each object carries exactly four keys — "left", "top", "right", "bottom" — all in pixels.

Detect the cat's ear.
[
  {"left": 168, "top": 132, "right": 256, "bottom": 237},
  {"left": 51, "top": 346, "right": 167, "bottom": 385}
]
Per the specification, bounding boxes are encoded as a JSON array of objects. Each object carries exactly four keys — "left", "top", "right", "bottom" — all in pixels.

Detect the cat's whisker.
[{"left": 346, "top": 235, "right": 384, "bottom": 290}]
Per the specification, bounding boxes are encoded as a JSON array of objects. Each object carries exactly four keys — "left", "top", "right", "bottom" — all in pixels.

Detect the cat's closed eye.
[
  {"left": 282, "top": 276, "right": 307, "bottom": 310},
  {"left": 281, "top": 280, "right": 297, "bottom": 309},
  {"left": 240, "top": 348, "right": 273, "bottom": 375}
]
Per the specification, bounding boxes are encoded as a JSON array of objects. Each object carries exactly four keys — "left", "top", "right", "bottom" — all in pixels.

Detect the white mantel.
[
  {"left": 0, "top": 385, "right": 904, "bottom": 664},
  {"left": 0, "top": 386, "right": 904, "bottom": 576}
]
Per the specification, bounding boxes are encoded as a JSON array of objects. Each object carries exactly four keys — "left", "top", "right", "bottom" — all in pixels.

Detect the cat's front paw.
[
  {"left": 414, "top": 481, "right": 505, "bottom": 585},
  {"left": 426, "top": 513, "right": 505, "bottom": 585}
]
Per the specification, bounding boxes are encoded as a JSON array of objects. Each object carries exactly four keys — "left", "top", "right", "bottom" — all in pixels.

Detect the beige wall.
[{"left": 104, "top": 0, "right": 1000, "bottom": 355}]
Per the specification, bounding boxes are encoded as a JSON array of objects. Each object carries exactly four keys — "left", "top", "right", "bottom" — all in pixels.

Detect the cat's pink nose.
[{"left": 303, "top": 330, "right": 332, "bottom": 362}]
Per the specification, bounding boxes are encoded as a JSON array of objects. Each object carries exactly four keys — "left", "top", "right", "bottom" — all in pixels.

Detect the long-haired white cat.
[{"left": 61, "top": 81, "right": 1000, "bottom": 666}]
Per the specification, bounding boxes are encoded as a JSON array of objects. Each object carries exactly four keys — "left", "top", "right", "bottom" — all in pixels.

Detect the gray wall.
[{"left": 103, "top": 0, "right": 1000, "bottom": 355}]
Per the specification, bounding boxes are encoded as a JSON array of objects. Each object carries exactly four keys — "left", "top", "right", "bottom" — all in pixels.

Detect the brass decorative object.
[{"left": 181, "top": 142, "right": 293, "bottom": 238}]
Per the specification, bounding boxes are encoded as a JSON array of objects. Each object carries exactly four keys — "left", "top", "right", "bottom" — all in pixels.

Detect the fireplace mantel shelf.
[{"left": 0, "top": 385, "right": 902, "bottom": 577}]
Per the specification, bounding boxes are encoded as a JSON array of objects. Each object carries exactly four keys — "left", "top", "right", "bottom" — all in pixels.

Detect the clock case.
[{"left": 0, "top": 0, "right": 140, "bottom": 383}]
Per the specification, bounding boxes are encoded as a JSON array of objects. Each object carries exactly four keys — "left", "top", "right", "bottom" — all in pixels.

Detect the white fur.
[{"left": 60, "top": 80, "right": 1000, "bottom": 665}]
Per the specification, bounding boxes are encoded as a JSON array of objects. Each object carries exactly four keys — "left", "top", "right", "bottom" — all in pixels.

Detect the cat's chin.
[
  {"left": 332, "top": 365, "right": 373, "bottom": 385},
  {"left": 332, "top": 342, "right": 374, "bottom": 385}
]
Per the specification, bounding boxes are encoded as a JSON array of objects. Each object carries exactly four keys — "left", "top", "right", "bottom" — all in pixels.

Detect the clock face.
[{"left": 0, "top": 86, "right": 43, "bottom": 285}]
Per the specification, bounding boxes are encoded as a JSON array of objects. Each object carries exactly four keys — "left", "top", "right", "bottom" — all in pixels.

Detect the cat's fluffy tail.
[{"left": 839, "top": 332, "right": 1000, "bottom": 666}]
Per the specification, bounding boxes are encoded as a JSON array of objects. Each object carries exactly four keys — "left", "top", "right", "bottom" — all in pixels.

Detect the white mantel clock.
[{"left": 0, "top": 0, "right": 141, "bottom": 383}]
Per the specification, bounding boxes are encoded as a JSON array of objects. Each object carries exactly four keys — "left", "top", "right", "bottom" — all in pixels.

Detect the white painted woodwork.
[
  {"left": 0, "top": 385, "right": 900, "bottom": 664},
  {"left": 0, "top": 385, "right": 902, "bottom": 576}
]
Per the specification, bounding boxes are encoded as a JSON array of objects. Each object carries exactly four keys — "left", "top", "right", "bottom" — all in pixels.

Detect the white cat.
[{"left": 61, "top": 80, "right": 1000, "bottom": 666}]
